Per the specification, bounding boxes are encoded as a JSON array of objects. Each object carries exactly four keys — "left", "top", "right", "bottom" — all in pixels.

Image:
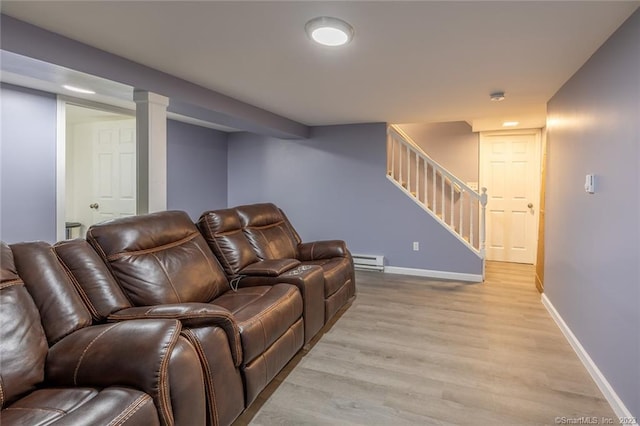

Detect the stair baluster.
[{"left": 386, "top": 124, "right": 487, "bottom": 258}]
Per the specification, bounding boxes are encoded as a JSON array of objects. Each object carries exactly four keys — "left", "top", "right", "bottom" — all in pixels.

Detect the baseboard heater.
[{"left": 352, "top": 254, "right": 385, "bottom": 271}]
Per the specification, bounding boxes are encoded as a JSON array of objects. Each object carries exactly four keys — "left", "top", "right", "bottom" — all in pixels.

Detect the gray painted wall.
[
  {"left": 167, "top": 120, "right": 228, "bottom": 220},
  {"left": 0, "top": 88, "right": 230, "bottom": 242},
  {"left": 227, "top": 123, "right": 482, "bottom": 275},
  {"left": 398, "top": 121, "right": 479, "bottom": 184},
  {"left": 545, "top": 10, "right": 639, "bottom": 417},
  {"left": 1, "top": 84, "right": 57, "bottom": 243}
]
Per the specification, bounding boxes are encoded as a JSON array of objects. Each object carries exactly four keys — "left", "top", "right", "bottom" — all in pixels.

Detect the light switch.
[{"left": 584, "top": 174, "right": 595, "bottom": 194}]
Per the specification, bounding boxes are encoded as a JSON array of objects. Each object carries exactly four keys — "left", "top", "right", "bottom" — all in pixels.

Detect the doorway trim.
[
  {"left": 479, "top": 128, "right": 543, "bottom": 264},
  {"left": 56, "top": 98, "right": 66, "bottom": 241},
  {"left": 55, "top": 96, "right": 136, "bottom": 240}
]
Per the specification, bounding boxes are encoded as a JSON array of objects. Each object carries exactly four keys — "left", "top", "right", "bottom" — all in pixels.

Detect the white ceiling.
[{"left": 2, "top": 1, "right": 638, "bottom": 130}]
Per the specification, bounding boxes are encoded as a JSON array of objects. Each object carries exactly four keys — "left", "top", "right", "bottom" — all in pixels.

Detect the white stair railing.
[{"left": 387, "top": 124, "right": 487, "bottom": 258}]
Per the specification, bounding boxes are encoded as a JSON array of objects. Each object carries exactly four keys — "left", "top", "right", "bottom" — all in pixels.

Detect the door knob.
[
  {"left": 527, "top": 203, "right": 533, "bottom": 209},
  {"left": 89, "top": 203, "right": 99, "bottom": 210}
]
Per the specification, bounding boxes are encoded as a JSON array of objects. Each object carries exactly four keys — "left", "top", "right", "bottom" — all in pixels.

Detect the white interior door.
[
  {"left": 65, "top": 104, "right": 136, "bottom": 236},
  {"left": 91, "top": 123, "right": 136, "bottom": 223},
  {"left": 480, "top": 130, "right": 541, "bottom": 263}
]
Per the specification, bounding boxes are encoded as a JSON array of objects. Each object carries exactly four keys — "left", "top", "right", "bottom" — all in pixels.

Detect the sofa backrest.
[
  {"left": 87, "top": 211, "right": 229, "bottom": 306},
  {"left": 235, "top": 203, "right": 299, "bottom": 260},
  {"left": 11, "top": 241, "right": 93, "bottom": 345},
  {"left": 0, "top": 242, "right": 48, "bottom": 408},
  {"left": 53, "top": 239, "right": 132, "bottom": 321},
  {"left": 197, "top": 208, "right": 259, "bottom": 277}
]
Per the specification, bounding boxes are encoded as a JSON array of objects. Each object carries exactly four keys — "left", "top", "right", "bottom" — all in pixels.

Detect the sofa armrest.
[
  {"left": 47, "top": 319, "right": 181, "bottom": 426},
  {"left": 298, "top": 240, "right": 348, "bottom": 261},
  {"left": 239, "top": 259, "right": 301, "bottom": 276},
  {"left": 108, "top": 303, "right": 242, "bottom": 366}
]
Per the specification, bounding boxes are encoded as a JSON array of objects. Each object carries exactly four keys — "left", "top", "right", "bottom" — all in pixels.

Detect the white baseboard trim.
[
  {"left": 541, "top": 294, "right": 637, "bottom": 424},
  {"left": 383, "top": 266, "right": 483, "bottom": 283}
]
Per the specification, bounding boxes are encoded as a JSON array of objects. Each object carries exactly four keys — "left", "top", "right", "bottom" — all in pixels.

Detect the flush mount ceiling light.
[
  {"left": 63, "top": 84, "right": 96, "bottom": 94},
  {"left": 490, "top": 91, "right": 505, "bottom": 102},
  {"left": 502, "top": 121, "right": 519, "bottom": 127},
  {"left": 305, "top": 16, "right": 354, "bottom": 47}
]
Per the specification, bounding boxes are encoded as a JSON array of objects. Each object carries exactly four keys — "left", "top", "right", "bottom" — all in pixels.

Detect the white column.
[{"left": 134, "top": 90, "right": 169, "bottom": 214}]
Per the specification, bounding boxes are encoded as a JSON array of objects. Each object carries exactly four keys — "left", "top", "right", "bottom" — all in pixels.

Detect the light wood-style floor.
[{"left": 235, "top": 261, "right": 616, "bottom": 425}]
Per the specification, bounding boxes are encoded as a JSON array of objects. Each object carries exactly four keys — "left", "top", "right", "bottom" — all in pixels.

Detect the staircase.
[{"left": 387, "top": 124, "right": 487, "bottom": 259}]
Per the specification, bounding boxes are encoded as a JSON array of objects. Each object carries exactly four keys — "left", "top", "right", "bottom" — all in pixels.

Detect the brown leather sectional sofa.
[
  {"left": 197, "top": 203, "right": 356, "bottom": 341},
  {"left": 2, "top": 241, "right": 207, "bottom": 425},
  {"left": 0, "top": 203, "right": 355, "bottom": 426}
]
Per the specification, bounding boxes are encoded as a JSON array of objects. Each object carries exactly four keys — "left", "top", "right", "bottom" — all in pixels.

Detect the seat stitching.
[
  {"left": 106, "top": 232, "right": 200, "bottom": 261},
  {"left": 191, "top": 241, "right": 224, "bottom": 301},
  {"left": 236, "top": 288, "right": 300, "bottom": 328},
  {"left": 182, "top": 329, "right": 220, "bottom": 425},
  {"left": 256, "top": 228, "right": 274, "bottom": 259},
  {"left": 83, "top": 233, "right": 135, "bottom": 307},
  {"left": 86, "top": 229, "right": 108, "bottom": 260},
  {"left": 157, "top": 321, "right": 180, "bottom": 426},
  {"left": 74, "top": 324, "right": 118, "bottom": 385},
  {"left": 109, "top": 311, "right": 235, "bottom": 321},
  {"left": 204, "top": 218, "right": 234, "bottom": 275},
  {"left": 245, "top": 220, "right": 285, "bottom": 231},
  {"left": 215, "top": 289, "right": 269, "bottom": 314},
  {"left": 259, "top": 316, "right": 267, "bottom": 363},
  {"left": 211, "top": 238, "right": 233, "bottom": 273},
  {"left": 213, "top": 228, "right": 244, "bottom": 238},
  {"left": 0, "top": 279, "right": 22, "bottom": 290},
  {"left": 52, "top": 247, "right": 100, "bottom": 320},
  {"left": 262, "top": 352, "right": 268, "bottom": 393},
  {"left": 216, "top": 289, "right": 299, "bottom": 365},
  {"left": 4, "top": 406, "right": 66, "bottom": 414},
  {"left": 151, "top": 253, "right": 182, "bottom": 303},
  {"left": 106, "top": 393, "right": 152, "bottom": 426}
]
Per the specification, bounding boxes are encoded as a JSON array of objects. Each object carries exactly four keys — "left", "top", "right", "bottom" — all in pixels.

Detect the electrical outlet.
[{"left": 413, "top": 241, "right": 419, "bottom": 251}]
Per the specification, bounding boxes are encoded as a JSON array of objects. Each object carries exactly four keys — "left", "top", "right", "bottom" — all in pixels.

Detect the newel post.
[{"left": 479, "top": 187, "right": 488, "bottom": 258}]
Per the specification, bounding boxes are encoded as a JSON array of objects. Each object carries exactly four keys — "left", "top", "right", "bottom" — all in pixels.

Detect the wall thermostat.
[{"left": 584, "top": 174, "right": 595, "bottom": 194}]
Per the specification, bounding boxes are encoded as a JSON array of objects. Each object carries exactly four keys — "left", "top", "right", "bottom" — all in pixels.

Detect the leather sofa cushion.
[
  {"left": 298, "top": 240, "right": 348, "bottom": 260},
  {"left": 88, "top": 210, "right": 198, "bottom": 254},
  {"left": 0, "top": 387, "right": 159, "bottom": 426},
  {"left": 0, "top": 242, "right": 18, "bottom": 282},
  {"left": 197, "top": 209, "right": 259, "bottom": 276},
  {"left": 0, "top": 281, "right": 48, "bottom": 409},
  {"left": 10, "top": 242, "right": 93, "bottom": 344},
  {"left": 53, "top": 239, "right": 132, "bottom": 321},
  {"left": 88, "top": 211, "right": 229, "bottom": 305},
  {"left": 302, "top": 257, "right": 353, "bottom": 297},
  {"left": 235, "top": 203, "right": 287, "bottom": 228},
  {"left": 180, "top": 327, "right": 244, "bottom": 426},
  {"left": 244, "top": 224, "right": 298, "bottom": 261},
  {"left": 242, "top": 319, "right": 304, "bottom": 406},
  {"left": 235, "top": 204, "right": 299, "bottom": 260},
  {"left": 212, "top": 284, "right": 302, "bottom": 364}
]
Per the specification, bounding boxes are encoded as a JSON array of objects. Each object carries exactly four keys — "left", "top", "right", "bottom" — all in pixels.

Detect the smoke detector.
[{"left": 490, "top": 91, "right": 505, "bottom": 101}]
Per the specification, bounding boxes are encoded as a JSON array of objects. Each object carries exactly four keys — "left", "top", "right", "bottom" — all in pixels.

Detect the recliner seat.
[
  {"left": 84, "top": 210, "right": 304, "bottom": 414},
  {"left": 196, "top": 206, "right": 325, "bottom": 344},
  {"left": 198, "top": 203, "right": 356, "bottom": 324},
  {"left": 1, "top": 241, "right": 201, "bottom": 426}
]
